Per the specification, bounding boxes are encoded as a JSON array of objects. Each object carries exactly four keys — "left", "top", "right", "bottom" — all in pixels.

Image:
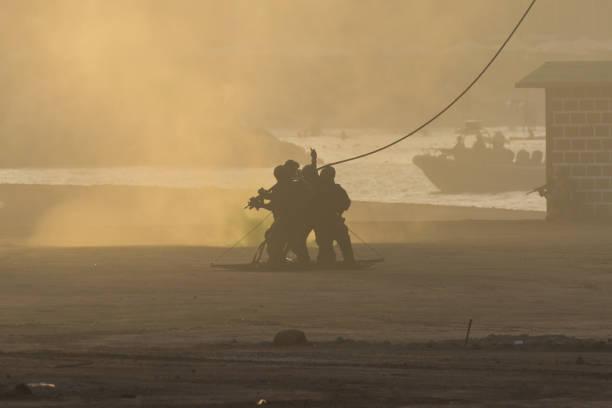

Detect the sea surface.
[{"left": 0, "top": 127, "right": 546, "bottom": 212}]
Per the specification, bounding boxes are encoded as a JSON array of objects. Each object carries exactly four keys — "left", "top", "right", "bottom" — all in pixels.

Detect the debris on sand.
[
  {"left": 273, "top": 329, "right": 308, "bottom": 346},
  {"left": 257, "top": 399, "right": 268, "bottom": 405},
  {"left": 27, "top": 383, "right": 55, "bottom": 389}
]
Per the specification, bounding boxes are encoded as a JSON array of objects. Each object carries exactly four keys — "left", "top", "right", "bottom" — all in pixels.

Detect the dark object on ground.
[{"left": 274, "top": 329, "right": 308, "bottom": 346}]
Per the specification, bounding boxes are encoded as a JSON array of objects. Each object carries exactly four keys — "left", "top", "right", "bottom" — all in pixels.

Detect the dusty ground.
[
  {"left": 0, "top": 184, "right": 610, "bottom": 406},
  {"left": 1, "top": 217, "right": 612, "bottom": 406}
]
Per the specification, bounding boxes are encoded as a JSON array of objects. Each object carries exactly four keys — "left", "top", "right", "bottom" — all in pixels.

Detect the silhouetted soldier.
[
  {"left": 472, "top": 133, "right": 486, "bottom": 151},
  {"left": 530, "top": 150, "right": 543, "bottom": 166},
  {"left": 262, "top": 162, "right": 312, "bottom": 265},
  {"left": 529, "top": 169, "right": 576, "bottom": 221},
  {"left": 314, "top": 166, "right": 355, "bottom": 265},
  {"left": 515, "top": 149, "right": 530, "bottom": 166},
  {"left": 452, "top": 136, "right": 467, "bottom": 161},
  {"left": 255, "top": 165, "right": 292, "bottom": 264},
  {"left": 490, "top": 131, "right": 514, "bottom": 163}
]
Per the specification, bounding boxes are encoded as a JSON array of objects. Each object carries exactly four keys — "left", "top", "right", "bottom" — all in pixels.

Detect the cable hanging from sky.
[
  {"left": 318, "top": 0, "right": 537, "bottom": 170},
  {"left": 214, "top": 0, "right": 538, "bottom": 260}
]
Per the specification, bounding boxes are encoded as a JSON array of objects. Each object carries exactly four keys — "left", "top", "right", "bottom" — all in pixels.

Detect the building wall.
[{"left": 547, "top": 87, "right": 612, "bottom": 218}]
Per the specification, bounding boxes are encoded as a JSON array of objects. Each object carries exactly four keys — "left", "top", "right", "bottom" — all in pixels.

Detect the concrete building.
[{"left": 517, "top": 61, "right": 612, "bottom": 219}]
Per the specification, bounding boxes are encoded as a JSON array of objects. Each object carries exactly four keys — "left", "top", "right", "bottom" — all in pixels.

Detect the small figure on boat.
[
  {"left": 452, "top": 136, "right": 468, "bottom": 162},
  {"left": 490, "top": 131, "right": 514, "bottom": 164},
  {"left": 471, "top": 133, "right": 487, "bottom": 154},
  {"left": 246, "top": 149, "right": 355, "bottom": 266}
]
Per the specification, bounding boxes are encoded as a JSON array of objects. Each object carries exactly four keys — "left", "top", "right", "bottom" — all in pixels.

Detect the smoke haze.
[
  {"left": 2, "top": 0, "right": 611, "bottom": 167},
  {"left": 0, "top": 0, "right": 610, "bottom": 246}
]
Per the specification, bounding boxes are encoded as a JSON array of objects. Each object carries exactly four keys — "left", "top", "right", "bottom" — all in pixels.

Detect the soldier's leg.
[
  {"left": 265, "top": 227, "right": 281, "bottom": 264},
  {"left": 315, "top": 225, "right": 336, "bottom": 265},
  {"left": 334, "top": 221, "right": 355, "bottom": 264},
  {"left": 289, "top": 222, "right": 311, "bottom": 265},
  {"left": 266, "top": 221, "right": 288, "bottom": 264}
]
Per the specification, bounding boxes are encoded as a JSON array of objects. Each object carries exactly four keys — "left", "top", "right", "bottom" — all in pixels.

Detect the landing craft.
[
  {"left": 413, "top": 152, "right": 545, "bottom": 193},
  {"left": 413, "top": 127, "right": 545, "bottom": 193}
]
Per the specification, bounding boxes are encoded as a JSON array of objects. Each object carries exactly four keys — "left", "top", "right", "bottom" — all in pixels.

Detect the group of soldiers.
[
  {"left": 450, "top": 132, "right": 515, "bottom": 164},
  {"left": 246, "top": 149, "right": 355, "bottom": 266}
]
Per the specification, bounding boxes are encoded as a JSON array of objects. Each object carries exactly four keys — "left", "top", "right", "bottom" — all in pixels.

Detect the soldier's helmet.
[
  {"left": 301, "top": 164, "right": 316, "bottom": 181},
  {"left": 273, "top": 165, "right": 288, "bottom": 181},
  {"left": 284, "top": 160, "right": 300, "bottom": 178},
  {"left": 320, "top": 166, "right": 336, "bottom": 182},
  {"left": 492, "top": 131, "right": 507, "bottom": 147}
]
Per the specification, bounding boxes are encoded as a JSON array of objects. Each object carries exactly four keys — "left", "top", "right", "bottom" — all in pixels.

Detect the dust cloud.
[
  {"left": 24, "top": 186, "right": 270, "bottom": 247},
  {"left": 0, "top": 0, "right": 609, "bottom": 246},
  {"left": 2, "top": 0, "right": 601, "bottom": 167}
]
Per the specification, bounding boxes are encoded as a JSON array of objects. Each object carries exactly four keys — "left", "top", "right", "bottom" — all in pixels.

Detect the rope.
[
  {"left": 318, "top": 0, "right": 537, "bottom": 170},
  {"left": 214, "top": 1, "right": 536, "bottom": 262},
  {"left": 210, "top": 212, "right": 272, "bottom": 265},
  {"left": 347, "top": 226, "right": 384, "bottom": 261}
]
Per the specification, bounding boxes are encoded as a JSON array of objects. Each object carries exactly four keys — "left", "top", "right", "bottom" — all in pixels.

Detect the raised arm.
[{"left": 310, "top": 148, "right": 317, "bottom": 172}]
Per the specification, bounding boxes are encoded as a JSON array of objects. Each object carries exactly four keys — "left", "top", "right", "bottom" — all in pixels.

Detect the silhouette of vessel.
[
  {"left": 413, "top": 154, "right": 544, "bottom": 193},
  {"left": 413, "top": 124, "right": 545, "bottom": 193}
]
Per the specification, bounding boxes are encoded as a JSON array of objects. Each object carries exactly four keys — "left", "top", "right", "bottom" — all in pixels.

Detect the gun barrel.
[{"left": 526, "top": 185, "right": 547, "bottom": 196}]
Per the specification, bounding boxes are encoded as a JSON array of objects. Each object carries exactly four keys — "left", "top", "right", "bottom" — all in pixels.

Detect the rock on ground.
[{"left": 273, "top": 329, "right": 308, "bottom": 346}]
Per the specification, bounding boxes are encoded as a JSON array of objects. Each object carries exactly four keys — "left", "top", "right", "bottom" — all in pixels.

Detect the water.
[
  {"left": 0, "top": 127, "right": 546, "bottom": 212},
  {"left": 277, "top": 127, "right": 546, "bottom": 212}
]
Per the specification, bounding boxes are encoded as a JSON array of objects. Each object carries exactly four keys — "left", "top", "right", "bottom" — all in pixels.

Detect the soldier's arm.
[
  {"left": 259, "top": 182, "right": 278, "bottom": 199},
  {"left": 260, "top": 202, "right": 273, "bottom": 211},
  {"left": 337, "top": 185, "right": 351, "bottom": 213},
  {"left": 310, "top": 149, "right": 317, "bottom": 172}
]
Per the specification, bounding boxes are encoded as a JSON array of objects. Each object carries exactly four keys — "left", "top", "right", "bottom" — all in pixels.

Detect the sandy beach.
[{"left": 1, "top": 185, "right": 612, "bottom": 406}]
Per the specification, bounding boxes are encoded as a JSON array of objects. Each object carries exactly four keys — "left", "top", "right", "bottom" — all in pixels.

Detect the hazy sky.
[{"left": 0, "top": 0, "right": 610, "bottom": 166}]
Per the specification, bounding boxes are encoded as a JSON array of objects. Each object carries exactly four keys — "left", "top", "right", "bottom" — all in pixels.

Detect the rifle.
[
  {"left": 526, "top": 184, "right": 548, "bottom": 196},
  {"left": 245, "top": 187, "right": 274, "bottom": 210}
]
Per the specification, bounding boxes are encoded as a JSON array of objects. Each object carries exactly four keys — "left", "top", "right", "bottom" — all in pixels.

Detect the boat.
[
  {"left": 413, "top": 127, "right": 545, "bottom": 193},
  {"left": 413, "top": 154, "right": 545, "bottom": 193}
]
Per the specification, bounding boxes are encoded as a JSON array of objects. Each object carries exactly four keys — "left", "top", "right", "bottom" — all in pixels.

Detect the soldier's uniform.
[
  {"left": 265, "top": 178, "right": 313, "bottom": 265},
  {"left": 314, "top": 168, "right": 355, "bottom": 265},
  {"left": 262, "top": 168, "right": 292, "bottom": 264}
]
